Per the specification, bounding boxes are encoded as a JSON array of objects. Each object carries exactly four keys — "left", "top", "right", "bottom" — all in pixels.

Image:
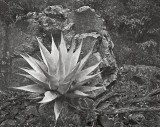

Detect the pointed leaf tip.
[
  {"left": 75, "top": 61, "right": 101, "bottom": 82},
  {"left": 69, "top": 40, "right": 83, "bottom": 71},
  {"left": 60, "top": 32, "right": 67, "bottom": 58},
  {"left": 78, "top": 49, "right": 92, "bottom": 72},
  {"left": 74, "top": 90, "right": 89, "bottom": 96},
  {"left": 11, "top": 84, "right": 46, "bottom": 94},
  {"left": 51, "top": 34, "right": 59, "bottom": 65},
  {"left": 20, "top": 68, "right": 47, "bottom": 84},
  {"left": 54, "top": 99, "right": 63, "bottom": 121}
]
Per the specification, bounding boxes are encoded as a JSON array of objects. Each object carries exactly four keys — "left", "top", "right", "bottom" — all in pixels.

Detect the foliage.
[{"left": 12, "top": 33, "right": 103, "bottom": 122}]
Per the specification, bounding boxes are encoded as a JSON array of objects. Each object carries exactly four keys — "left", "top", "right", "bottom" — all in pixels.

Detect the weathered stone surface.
[
  {"left": 64, "top": 6, "right": 105, "bottom": 34},
  {"left": 9, "top": 58, "right": 29, "bottom": 87},
  {"left": 0, "top": 119, "right": 16, "bottom": 127},
  {"left": 25, "top": 106, "right": 39, "bottom": 116},
  {"left": 15, "top": 5, "right": 69, "bottom": 36},
  {"left": 15, "top": 115, "right": 26, "bottom": 125},
  {"left": 44, "top": 5, "right": 70, "bottom": 19},
  {"left": 15, "top": 12, "right": 40, "bottom": 35},
  {"left": 9, "top": 28, "right": 38, "bottom": 56},
  {"left": 98, "top": 30, "right": 117, "bottom": 87},
  {"left": 74, "top": 32, "right": 100, "bottom": 56}
]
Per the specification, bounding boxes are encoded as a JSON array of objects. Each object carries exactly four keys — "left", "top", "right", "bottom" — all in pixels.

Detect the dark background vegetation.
[{"left": 1, "top": 0, "right": 160, "bottom": 127}]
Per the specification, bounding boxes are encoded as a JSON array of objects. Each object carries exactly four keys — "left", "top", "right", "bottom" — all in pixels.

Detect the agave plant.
[{"left": 13, "top": 33, "right": 102, "bottom": 121}]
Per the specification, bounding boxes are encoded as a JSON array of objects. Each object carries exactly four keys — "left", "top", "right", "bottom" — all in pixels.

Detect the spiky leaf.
[
  {"left": 78, "top": 86, "right": 103, "bottom": 92},
  {"left": 20, "top": 68, "right": 47, "bottom": 84},
  {"left": 39, "top": 91, "right": 59, "bottom": 103},
  {"left": 12, "top": 84, "right": 46, "bottom": 93},
  {"left": 54, "top": 99, "right": 63, "bottom": 121},
  {"left": 75, "top": 61, "right": 101, "bottom": 82}
]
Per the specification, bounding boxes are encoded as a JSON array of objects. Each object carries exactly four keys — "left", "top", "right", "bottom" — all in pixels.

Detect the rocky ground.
[{"left": 1, "top": 4, "right": 160, "bottom": 127}]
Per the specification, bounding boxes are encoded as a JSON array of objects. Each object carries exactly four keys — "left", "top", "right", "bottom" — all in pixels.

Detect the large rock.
[
  {"left": 64, "top": 6, "right": 105, "bottom": 34},
  {"left": 9, "top": 28, "right": 38, "bottom": 57},
  {"left": 15, "top": 5, "right": 70, "bottom": 35},
  {"left": 44, "top": 5, "right": 70, "bottom": 19}
]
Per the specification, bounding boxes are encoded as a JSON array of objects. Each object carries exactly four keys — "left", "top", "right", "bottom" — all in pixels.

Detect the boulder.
[{"left": 64, "top": 6, "right": 105, "bottom": 34}]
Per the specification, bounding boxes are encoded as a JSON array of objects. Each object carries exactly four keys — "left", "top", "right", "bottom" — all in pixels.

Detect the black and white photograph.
[{"left": 0, "top": 0, "right": 160, "bottom": 126}]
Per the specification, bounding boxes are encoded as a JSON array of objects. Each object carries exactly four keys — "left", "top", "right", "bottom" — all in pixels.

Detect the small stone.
[
  {"left": 0, "top": 119, "right": 16, "bottom": 126},
  {"left": 15, "top": 115, "right": 26, "bottom": 124},
  {"left": 23, "top": 101, "right": 30, "bottom": 107},
  {"left": 10, "top": 107, "right": 19, "bottom": 116},
  {"left": 0, "top": 111, "right": 8, "bottom": 118},
  {"left": 25, "top": 106, "right": 38, "bottom": 116}
]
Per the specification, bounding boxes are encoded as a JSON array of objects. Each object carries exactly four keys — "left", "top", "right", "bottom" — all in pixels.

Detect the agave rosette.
[{"left": 13, "top": 33, "right": 102, "bottom": 120}]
